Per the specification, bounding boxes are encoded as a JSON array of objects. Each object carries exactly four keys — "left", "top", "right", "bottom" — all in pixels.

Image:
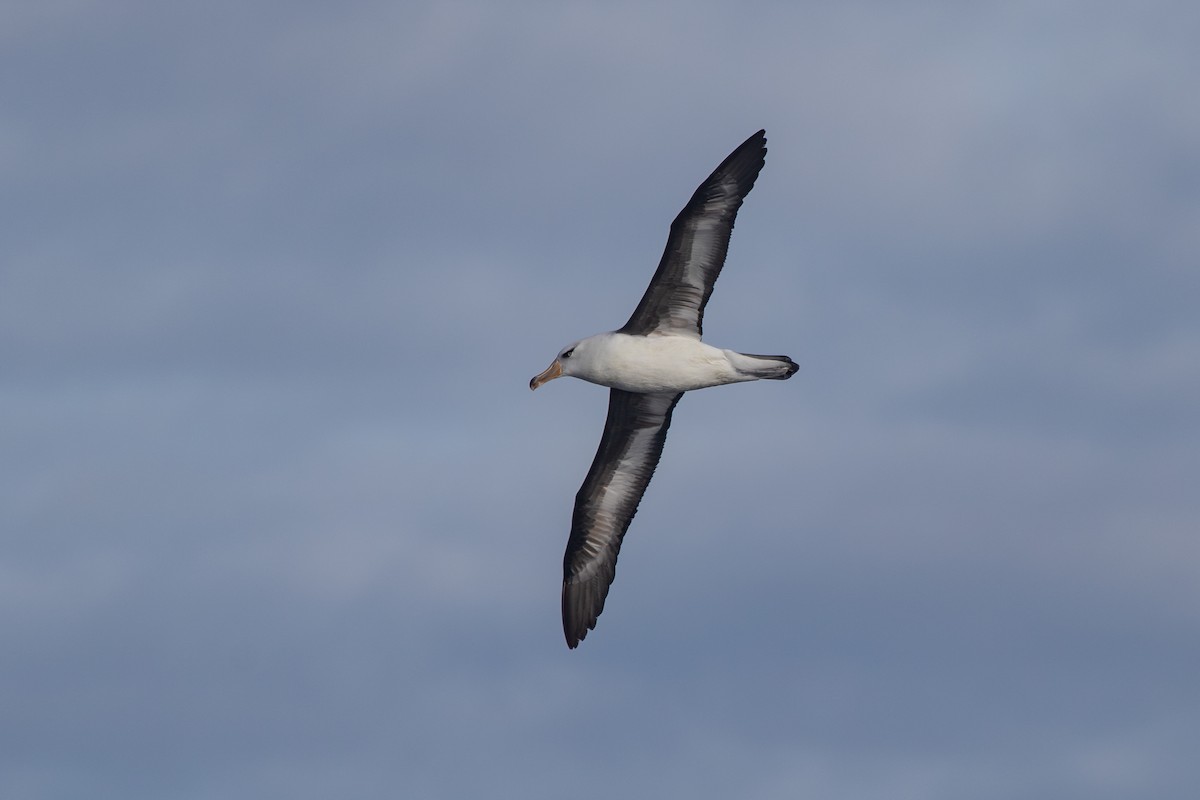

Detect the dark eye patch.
[{"left": 562, "top": 348, "right": 575, "bottom": 359}]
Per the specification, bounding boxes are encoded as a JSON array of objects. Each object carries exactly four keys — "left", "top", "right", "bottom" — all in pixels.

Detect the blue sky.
[{"left": 3, "top": 2, "right": 1198, "bottom": 798}]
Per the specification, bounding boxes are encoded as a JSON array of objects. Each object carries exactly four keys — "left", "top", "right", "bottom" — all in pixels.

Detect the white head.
[{"left": 529, "top": 338, "right": 589, "bottom": 390}]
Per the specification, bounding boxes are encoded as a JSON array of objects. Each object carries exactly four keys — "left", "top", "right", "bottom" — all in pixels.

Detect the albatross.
[{"left": 530, "top": 129, "right": 797, "bottom": 648}]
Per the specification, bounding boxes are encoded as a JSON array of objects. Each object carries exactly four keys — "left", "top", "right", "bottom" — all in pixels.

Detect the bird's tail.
[{"left": 730, "top": 352, "right": 799, "bottom": 380}]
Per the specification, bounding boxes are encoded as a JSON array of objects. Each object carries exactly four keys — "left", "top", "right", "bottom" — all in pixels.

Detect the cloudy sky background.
[{"left": 3, "top": 1, "right": 1198, "bottom": 797}]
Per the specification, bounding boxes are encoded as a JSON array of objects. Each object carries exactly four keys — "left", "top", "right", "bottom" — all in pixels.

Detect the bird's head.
[{"left": 529, "top": 340, "right": 584, "bottom": 390}]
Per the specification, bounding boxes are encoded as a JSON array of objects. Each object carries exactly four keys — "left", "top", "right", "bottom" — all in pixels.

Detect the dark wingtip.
[
  {"left": 716, "top": 130, "right": 768, "bottom": 197},
  {"left": 563, "top": 618, "right": 591, "bottom": 649},
  {"left": 744, "top": 128, "right": 767, "bottom": 154},
  {"left": 563, "top": 579, "right": 604, "bottom": 649}
]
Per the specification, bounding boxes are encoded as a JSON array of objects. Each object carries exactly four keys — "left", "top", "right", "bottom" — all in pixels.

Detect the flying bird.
[{"left": 530, "top": 130, "right": 797, "bottom": 648}]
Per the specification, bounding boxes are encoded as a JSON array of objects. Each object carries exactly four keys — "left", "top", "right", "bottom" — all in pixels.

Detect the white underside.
[{"left": 566, "top": 332, "right": 758, "bottom": 393}]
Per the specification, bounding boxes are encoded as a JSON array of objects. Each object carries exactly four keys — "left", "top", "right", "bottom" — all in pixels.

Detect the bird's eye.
[{"left": 562, "top": 348, "right": 574, "bottom": 359}]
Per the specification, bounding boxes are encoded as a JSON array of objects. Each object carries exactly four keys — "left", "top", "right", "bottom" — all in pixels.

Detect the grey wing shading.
[
  {"left": 562, "top": 389, "right": 684, "bottom": 648},
  {"left": 618, "top": 129, "right": 767, "bottom": 338}
]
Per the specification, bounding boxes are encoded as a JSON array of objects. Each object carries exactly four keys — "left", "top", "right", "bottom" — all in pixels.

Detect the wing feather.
[
  {"left": 562, "top": 389, "right": 683, "bottom": 647},
  {"left": 618, "top": 130, "right": 767, "bottom": 338}
]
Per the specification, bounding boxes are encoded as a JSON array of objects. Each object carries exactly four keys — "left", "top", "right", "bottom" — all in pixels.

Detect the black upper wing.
[
  {"left": 618, "top": 130, "right": 767, "bottom": 338},
  {"left": 562, "top": 389, "right": 683, "bottom": 648}
]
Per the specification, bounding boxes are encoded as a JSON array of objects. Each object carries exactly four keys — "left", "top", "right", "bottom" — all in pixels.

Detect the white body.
[{"left": 563, "top": 332, "right": 763, "bottom": 393}]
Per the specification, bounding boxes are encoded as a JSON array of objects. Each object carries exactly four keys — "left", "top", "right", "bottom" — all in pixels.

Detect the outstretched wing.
[
  {"left": 618, "top": 129, "right": 767, "bottom": 338},
  {"left": 562, "top": 389, "right": 684, "bottom": 648}
]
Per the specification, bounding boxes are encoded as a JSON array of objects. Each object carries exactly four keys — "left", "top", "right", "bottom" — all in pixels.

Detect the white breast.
[{"left": 575, "top": 332, "right": 748, "bottom": 393}]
